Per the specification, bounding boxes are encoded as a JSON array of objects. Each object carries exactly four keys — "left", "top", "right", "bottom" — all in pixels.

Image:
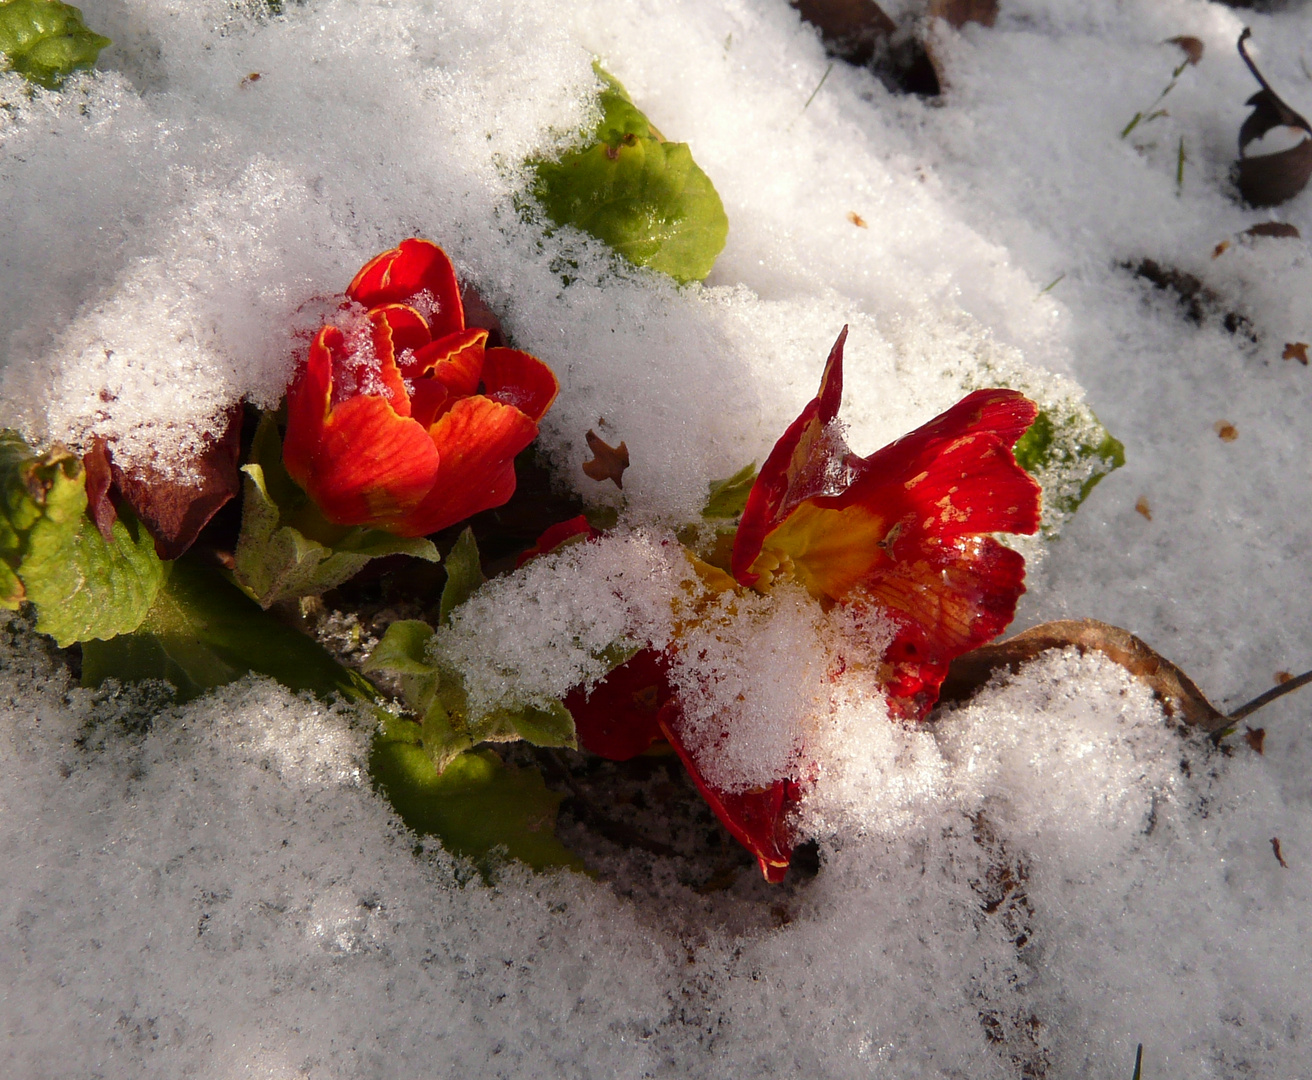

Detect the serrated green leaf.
[
  {"left": 490, "top": 698, "right": 577, "bottom": 749},
  {"left": 532, "top": 65, "right": 728, "bottom": 284},
  {"left": 369, "top": 729, "right": 581, "bottom": 874},
  {"left": 0, "top": 0, "right": 111, "bottom": 89},
  {"left": 364, "top": 618, "right": 437, "bottom": 676},
  {"left": 234, "top": 414, "right": 439, "bottom": 608},
  {"left": 80, "top": 556, "right": 380, "bottom": 704},
  {"left": 702, "top": 462, "right": 758, "bottom": 520},
  {"left": 439, "top": 527, "right": 485, "bottom": 625},
  {"left": 1014, "top": 407, "right": 1125, "bottom": 530},
  {"left": 25, "top": 506, "right": 164, "bottom": 647}
]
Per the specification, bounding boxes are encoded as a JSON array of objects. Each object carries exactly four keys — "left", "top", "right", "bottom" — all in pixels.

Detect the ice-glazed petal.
[
  {"left": 346, "top": 238, "right": 465, "bottom": 339},
  {"left": 563, "top": 648, "right": 670, "bottom": 760},
  {"left": 733, "top": 327, "right": 853, "bottom": 585},
  {"left": 659, "top": 705, "right": 799, "bottom": 883},
  {"left": 395, "top": 396, "right": 539, "bottom": 536},
  {"left": 361, "top": 308, "right": 416, "bottom": 420},
  {"left": 408, "top": 327, "right": 488, "bottom": 395},
  {"left": 294, "top": 393, "right": 439, "bottom": 529},
  {"left": 482, "top": 348, "right": 560, "bottom": 423},
  {"left": 870, "top": 537, "right": 1028, "bottom": 720},
  {"left": 283, "top": 326, "right": 337, "bottom": 490}
]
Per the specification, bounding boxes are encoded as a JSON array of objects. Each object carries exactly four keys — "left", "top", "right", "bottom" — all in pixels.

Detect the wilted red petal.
[
  {"left": 871, "top": 537, "right": 1029, "bottom": 719},
  {"left": 733, "top": 327, "right": 853, "bottom": 585},
  {"left": 395, "top": 395, "right": 538, "bottom": 536},
  {"left": 658, "top": 705, "right": 799, "bottom": 883},
  {"left": 109, "top": 406, "right": 245, "bottom": 561},
  {"left": 82, "top": 439, "right": 117, "bottom": 542},
  {"left": 517, "top": 514, "right": 599, "bottom": 567},
  {"left": 296, "top": 394, "right": 439, "bottom": 528},
  {"left": 563, "top": 648, "right": 670, "bottom": 760},
  {"left": 483, "top": 348, "right": 560, "bottom": 423},
  {"left": 346, "top": 238, "right": 465, "bottom": 339},
  {"left": 407, "top": 327, "right": 487, "bottom": 395}
]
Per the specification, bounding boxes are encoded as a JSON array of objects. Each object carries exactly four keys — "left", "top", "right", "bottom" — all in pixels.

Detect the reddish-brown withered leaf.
[
  {"left": 790, "top": 0, "right": 895, "bottom": 65},
  {"left": 1245, "top": 222, "right": 1300, "bottom": 240},
  {"left": 1235, "top": 29, "right": 1312, "bottom": 208},
  {"left": 110, "top": 406, "right": 243, "bottom": 560},
  {"left": 582, "top": 429, "right": 629, "bottom": 489},
  {"left": 1166, "top": 35, "right": 1204, "bottom": 67},
  {"left": 928, "top": 0, "right": 998, "bottom": 29},
  {"left": 938, "top": 618, "right": 1228, "bottom": 732},
  {"left": 82, "top": 439, "right": 118, "bottom": 542}
]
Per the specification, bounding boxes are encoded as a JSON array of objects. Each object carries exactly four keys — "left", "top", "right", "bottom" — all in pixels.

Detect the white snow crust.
[{"left": 4, "top": 0, "right": 1312, "bottom": 1075}]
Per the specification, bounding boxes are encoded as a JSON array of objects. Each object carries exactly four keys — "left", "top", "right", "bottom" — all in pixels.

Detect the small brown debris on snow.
[
  {"left": 847, "top": 211, "right": 868, "bottom": 228},
  {"left": 582, "top": 429, "right": 630, "bottom": 488},
  {"left": 1215, "top": 421, "right": 1238, "bottom": 442},
  {"left": 1272, "top": 837, "right": 1289, "bottom": 868},
  {"left": 1283, "top": 342, "right": 1309, "bottom": 365},
  {"left": 1245, "top": 221, "right": 1301, "bottom": 240},
  {"left": 1212, "top": 240, "right": 1230, "bottom": 258},
  {"left": 1166, "top": 36, "right": 1204, "bottom": 67},
  {"left": 1244, "top": 727, "right": 1266, "bottom": 754},
  {"left": 1135, "top": 496, "right": 1152, "bottom": 521},
  {"left": 1277, "top": 670, "right": 1295, "bottom": 684}
]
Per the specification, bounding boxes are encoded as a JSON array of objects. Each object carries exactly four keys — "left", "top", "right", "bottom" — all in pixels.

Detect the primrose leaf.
[
  {"left": 532, "top": 65, "right": 728, "bottom": 284},
  {"left": 702, "top": 462, "right": 758, "bottom": 520},
  {"left": 234, "top": 414, "right": 439, "bottom": 608},
  {"left": 0, "top": 0, "right": 111, "bottom": 89},
  {"left": 1012, "top": 408, "right": 1124, "bottom": 531},
  {"left": 439, "top": 527, "right": 485, "bottom": 625},
  {"left": 364, "top": 619, "right": 437, "bottom": 676},
  {"left": 369, "top": 724, "right": 581, "bottom": 874},
  {"left": 80, "top": 556, "right": 380, "bottom": 704}
]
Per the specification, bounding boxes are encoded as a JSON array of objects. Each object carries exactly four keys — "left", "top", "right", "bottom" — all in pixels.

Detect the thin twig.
[
  {"left": 802, "top": 62, "right": 834, "bottom": 112},
  {"left": 1238, "top": 28, "right": 1276, "bottom": 98},
  {"left": 1227, "top": 668, "right": 1312, "bottom": 723}
]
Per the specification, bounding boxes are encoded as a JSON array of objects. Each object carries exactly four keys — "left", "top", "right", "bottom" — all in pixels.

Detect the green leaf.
[
  {"left": 0, "top": 0, "right": 111, "bottom": 89},
  {"left": 0, "top": 429, "right": 163, "bottom": 642},
  {"left": 369, "top": 724, "right": 582, "bottom": 874},
  {"left": 25, "top": 506, "right": 165, "bottom": 647},
  {"left": 80, "top": 556, "right": 379, "bottom": 704},
  {"left": 364, "top": 618, "right": 437, "bottom": 676},
  {"left": 532, "top": 65, "right": 728, "bottom": 284},
  {"left": 439, "top": 527, "right": 486, "bottom": 625},
  {"left": 701, "top": 462, "right": 758, "bottom": 520},
  {"left": 233, "top": 414, "right": 439, "bottom": 608},
  {"left": 1013, "top": 407, "right": 1125, "bottom": 530}
]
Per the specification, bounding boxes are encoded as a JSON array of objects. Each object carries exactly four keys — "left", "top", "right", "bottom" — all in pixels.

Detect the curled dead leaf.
[
  {"left": 1282, "top": 342, "right": 1308, "bottom": 365},
  {"left": 1272, "top": 837, "right": 1289, "bottom": 868},
  {"left": 938, "top": 618, "right": 1228, "bottom": 731},
  {"left": 1135, "top": 496, "right": 1152, "bottom": 521},
  {"left": 1245, "top": 221, "right": 1300, "bottom": 240},
  {"left": 1235, "top": 29, "right": 1312, "bottom": 208},
  {"left": 82, "top": 439, "right": 117, "bottom": 542},
  {"left": 1244, "top": 726, "right": 1266, "bottom": 754},
  {"left": 582, "top": 429, "right": 629, "bottom": 489},
  {"left": 1166, "top": 36, "right": 1204, "bottom": 67}
]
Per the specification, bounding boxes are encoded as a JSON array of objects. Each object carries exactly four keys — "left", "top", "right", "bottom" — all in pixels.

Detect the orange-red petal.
[
  {"left": 658, "top": 705, "right": 799, "bottom": 883},
  {"left": 283, "top": 326, "right": 338, "bottom": 490},
  {"left": 371, "top": 303, "right": 432, "bottom": 355},
  {"left": 393, "top": 395, "right": 539, "bottom": 536},
  {"left": 407, "top": 327, "right": 488, "bottom": 394},
  {"left": 347, "top": 238, "right": 465, "bottom": 339},
  {"left": 483, "top": 347, "right": 560, "bottom": 423},
  {"left": 563, "top": 648, "right": 669, "bottom": 760},
  {"left": 517, "top": 515, "right": 599, "bottom": 567}
]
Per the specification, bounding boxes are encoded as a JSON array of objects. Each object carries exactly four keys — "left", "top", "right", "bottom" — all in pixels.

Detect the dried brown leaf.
[
  {"left": 81, "top": 439, "right": 117, "bottom": 542},
  {"left": 939, "top": 618, "right": 1228, "bottom": 731},
  {"left": 1282, "top": 342, "right": 1309, "bottom": 365},
  {"left": 1245, "top": 221, "right": 1301, "bottom": 239},
  {"left": 790, "top": 0, "right": 896, "bottom": 65},
  {"left": 582, "top": 429, "right": 629, "bottom": 489},
  {"left": 1244, "top": 726, "right": 1266, "bottom": 754},
  {"left": 928, "top": 0, "right": 998, "bottom": 29},
  {"left": 1167, "top": 36, "right": 1204, "bottom": 66},
  {"left": 1236, "top": 29, "right": 1312, "bottom": 207},
  {"left": 1272, "top": 837, "right": 1289, "bottom": 868},
  {"left": 1135, "top": 496, "right": 1152, "bottom": 521}
]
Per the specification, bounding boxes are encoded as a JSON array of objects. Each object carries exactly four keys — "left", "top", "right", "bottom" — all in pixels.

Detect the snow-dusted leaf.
[
  {"left": 1012, "top": 407, "right": 1124, "bottom": 529},
  {"left": 369, "top": 721, "right": 581, "bottom": 873},
  {"left": 532, "top": 66, "right": 728, "bottom": 284},
  {"left": 364, "top": 619, "right": 437, "bottom": 676},
  {"left": 234, "top": 414, "right": 439, "bottom": 608},
  {"left": 701, "top": 463, "right": 757, "bottom": 521}
]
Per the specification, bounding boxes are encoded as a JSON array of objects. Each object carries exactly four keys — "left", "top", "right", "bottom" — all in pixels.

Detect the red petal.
[
  {"left": 394, "top": 395, "right": 539, "bottom": 536},
  {"left": 295, "top": 393, "right": 439, "bottom": 529},
  {"left": 516, "top": 514, "right": 599, "bottom": 567},
  {"left": 872, "top": 538, "right": 1029, "bottom": 720},
  {"left": 371, "top": 303, "right": 432, "bottom": 354},
  {"left": 347, "top": 239, "right": 465, "bottom": 339},
  {"left": 733, "top": 327, "right": 853, "bottom": 585},
  {"left": 364, "top": 309, "right": 417, "bottom": 420},
  {"left": 407, "top": 327, "right": 487, "bottom": 394},
  {"left": 483, "top": 348, "right": 559, "bottom": 423},
  {"left": 563, "top": 648, "right": 669, "bottom": 760},
  {"left": 283, "top": 327, "right": 337, "bottom": 492},
  {"left": 408, "top": 378, "right": 451, "bottom": 432},
  {"left": 658, "top": 705, "right": 799, "bottom": 883}
]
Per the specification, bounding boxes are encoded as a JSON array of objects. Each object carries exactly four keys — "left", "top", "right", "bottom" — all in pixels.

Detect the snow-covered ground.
[{"left": 3, "top": 0, "right": 1311, "bottom": 1075}]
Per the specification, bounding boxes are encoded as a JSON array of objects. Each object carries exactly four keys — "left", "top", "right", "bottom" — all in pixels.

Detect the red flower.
[
  {"left": 283, "top": 239, "right": 559, "bottom": 537},
  {"left": 565, "top": 326, "right": 1041, "bottom": 882}
]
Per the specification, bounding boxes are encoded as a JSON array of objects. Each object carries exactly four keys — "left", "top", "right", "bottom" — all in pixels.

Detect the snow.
[{"left": 3, "top": 0, "right": 1312, "bottom": 1076}]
